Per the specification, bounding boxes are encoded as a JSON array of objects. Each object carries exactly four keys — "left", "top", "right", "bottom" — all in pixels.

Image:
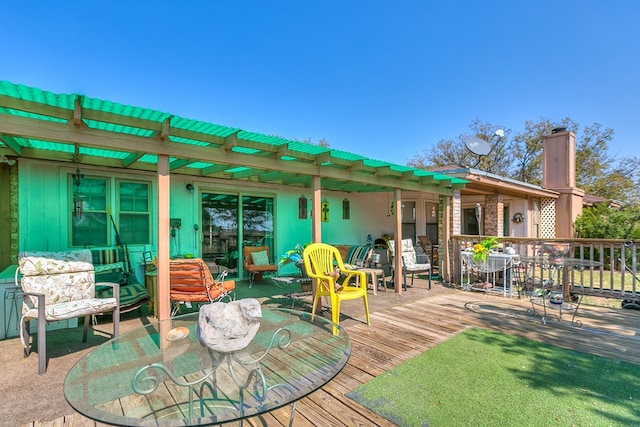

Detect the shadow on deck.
[{"left": 11, "top": 276, "right": 640, "bottom": 426}]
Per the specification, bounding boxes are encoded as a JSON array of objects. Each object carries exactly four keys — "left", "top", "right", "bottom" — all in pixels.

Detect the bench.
[
  {"left": 90, "top": 247, "right": 150, "bottom": 313},
  {"left": 332, "top": 245, "right": 384, "bottom": 294},
  {"left": 333, "top": 245, "right": 373, "bottom": 268}
]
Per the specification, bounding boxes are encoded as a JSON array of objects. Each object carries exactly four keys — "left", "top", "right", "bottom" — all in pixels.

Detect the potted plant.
[
  {"left": 279, "top": 243, "right": 305, "bottom": 267},
  {"left": 279, "top": 244, "right": 311, "bottom": 290},
  {"left": 473, "top": 237, "right": 499, "bottom": 262}
]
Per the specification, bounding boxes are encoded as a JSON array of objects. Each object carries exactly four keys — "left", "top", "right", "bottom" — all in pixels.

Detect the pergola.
[{"left": 0, "top": 81, "right": 467, "bottom": 320}]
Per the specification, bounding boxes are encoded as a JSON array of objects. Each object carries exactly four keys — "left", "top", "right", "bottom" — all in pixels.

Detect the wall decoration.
[
  {"left": 298, "top": 195, "right": 308, "bottom": 219},
  {"left": 342, "top": 198, "right": 350, "bottom": 219},
  {"left": 321, "top": 199, "right": 330, "bottom": 222},
  {"left": 512, "top": 212, "right": 524, "bottom": 223}
]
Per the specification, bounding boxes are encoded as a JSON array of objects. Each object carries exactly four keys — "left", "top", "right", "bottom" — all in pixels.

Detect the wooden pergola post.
[{"left": 157, "top": 154, "right": 171, "bottom": 322}]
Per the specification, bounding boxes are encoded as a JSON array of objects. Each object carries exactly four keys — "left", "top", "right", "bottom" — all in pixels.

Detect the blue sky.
[{"left": 3, "top": 1, "right": 639, "bottom": 165}]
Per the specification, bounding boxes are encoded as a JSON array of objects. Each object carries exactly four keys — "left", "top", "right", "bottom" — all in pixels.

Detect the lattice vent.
[{"left": 540, "top": 198, "right": 556, "bottom": 238}]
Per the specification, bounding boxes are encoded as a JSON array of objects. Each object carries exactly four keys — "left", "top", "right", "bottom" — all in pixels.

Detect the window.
[
  {"left": 71, "top": 176, "right": 108, "bottom": 247},
  {"left": 70, "top": 175, "right": 150, "bottom": 247},
  {"left": 425, "top": 201, "right": 438, "bottom": 245},
  {"left": 401, "top": 201, "right": 416, "bottom": 244},
  {"left": 118, "top": 180, "right": 150, "bottom": 245},
  {"left": 503, "top": 206, "right": 510, "bottom": 237},
  {"left": 463, "top": 208, "right": 480, "bottom": 235}
]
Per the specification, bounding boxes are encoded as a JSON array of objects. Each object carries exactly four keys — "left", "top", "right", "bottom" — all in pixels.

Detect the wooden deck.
[{"left": 26, "top": 288, "right": 640, "bottom": 426}]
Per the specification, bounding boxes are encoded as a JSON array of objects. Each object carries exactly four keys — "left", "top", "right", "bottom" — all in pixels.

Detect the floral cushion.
[
  {"left": 18, "top": 249, "right": 93, "bottom": 276},
  {"left": 19, "top": 250, "right": 96, "bottom": 310},
  {"left": 22, "top": 297, "right": 118, "bottom": 321},
  {"left": 389, "top": 239, "right": 431, "bottom": 271},
  {"left": 21, "top": 270, "right": 95, "bottom": 308}
]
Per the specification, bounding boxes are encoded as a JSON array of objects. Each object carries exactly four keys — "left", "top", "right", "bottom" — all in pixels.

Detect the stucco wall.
[{"left": 16, "top": 159, "right": 396, "bottom": 277}]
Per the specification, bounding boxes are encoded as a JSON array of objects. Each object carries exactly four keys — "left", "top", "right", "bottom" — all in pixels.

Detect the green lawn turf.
[{"left": 347, "top": 327, "right": 640, "bottom": 426}]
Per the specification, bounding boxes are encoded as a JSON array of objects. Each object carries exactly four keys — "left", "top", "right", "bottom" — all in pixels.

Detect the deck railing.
[{"left": 450, "top": 236, "right": 640, "bottom": 301}]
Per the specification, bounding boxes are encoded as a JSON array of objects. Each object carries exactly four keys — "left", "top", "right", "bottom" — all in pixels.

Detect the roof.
[
  {"left": 583, "top": 194, "right": 622, "bottom": 208},
  {"left": 431, "top": 166, "right": 561, "bottom": 199},
  {"left": 0, "top": 81, "right": 466, "bottom": 195},
  {"left": 433, "top": 166, "right": 619, "bottom": 208}
]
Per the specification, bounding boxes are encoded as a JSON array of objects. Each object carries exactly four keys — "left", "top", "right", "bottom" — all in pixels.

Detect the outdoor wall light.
[
  {"left": 1, "top": 155, "right": 16, "bottom": 166},
  {"left": 186, "top": 183, "right": 195, "bottom": 193},
  {"left": 72, "top": 167, "right": 84, "bottom": 188},
  {"left": 71, "top": 165, "right": 85, "bottom": 217}
]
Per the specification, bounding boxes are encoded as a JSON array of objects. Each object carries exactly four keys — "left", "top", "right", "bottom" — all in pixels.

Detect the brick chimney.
[{"left": 542, "top": 129, "right": 584, "bottom": 238}]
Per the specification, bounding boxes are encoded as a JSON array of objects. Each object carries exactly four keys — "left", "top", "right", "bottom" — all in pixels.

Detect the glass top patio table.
[
  {"left": 64, "top": 307, "right": 351, "bottom": 426},
  {"left": 460, "top": 251, "right": 519, "bottom": 273}
]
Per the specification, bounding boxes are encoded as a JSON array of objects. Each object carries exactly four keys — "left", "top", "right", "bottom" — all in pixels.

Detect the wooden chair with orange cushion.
[
  {"left": 242, "top": 246, "right": 278, "bottom": 287},
  {"left": 169, "top": 258, "right": 235, "bottom": 316}
]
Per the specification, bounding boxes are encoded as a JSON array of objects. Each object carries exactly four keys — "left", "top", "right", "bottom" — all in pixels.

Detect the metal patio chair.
[
  {"left": 388, "top": 239, "right": 432, "bottom": 290},
  {"left": 16, "top": 249, "right": 120, "bottom": 375},
  {"left": 242, "top": 246, "right": 279, "bottom": 287},
  {"left": 169, "top": 258, "right": 235, "bottom": 316}
]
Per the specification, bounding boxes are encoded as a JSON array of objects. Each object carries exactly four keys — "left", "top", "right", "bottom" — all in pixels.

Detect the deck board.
[{"left": 26, "top": 286, "right": 640, "bottom": 427}]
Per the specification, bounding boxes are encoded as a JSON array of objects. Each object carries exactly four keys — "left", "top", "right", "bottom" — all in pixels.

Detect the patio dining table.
[
  {"left": 460, "top": 251, "right": 520, "bottom": 297},
  {"left": 517, "top": 256, "right": 602, "bottom": 325},
  {"left": 64, "top": 307, "right": 351, "bottom": 426},
  {"left": 517, "top": 255, "right": 602, "bottom": 298}
]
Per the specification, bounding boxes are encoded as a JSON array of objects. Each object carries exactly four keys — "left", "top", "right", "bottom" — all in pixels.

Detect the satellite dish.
[
  {"left": 465, "top": 136, "right": 492, "bottom": 156},
  {"left": 464, "top": 130, "right": 503, "bottom": 167}
]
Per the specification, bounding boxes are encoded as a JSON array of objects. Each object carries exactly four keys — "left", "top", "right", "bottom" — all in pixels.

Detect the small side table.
[
  {"left": 271, "top": 276, "right": 313, "bottom": 308},
  {"left": 357, "top": 267, "right": 386, "bottom": 295},
  {"left": 144, "top": 271, "right": 158, "bottom": 317}
]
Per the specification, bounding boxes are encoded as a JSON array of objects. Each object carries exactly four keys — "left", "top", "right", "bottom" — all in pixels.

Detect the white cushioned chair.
[
  {"left": 388, "top": 239, "right": 432, "bottom": 290},
  {"left": 16, "top": 249, "right": 120, "bottom": 374}
]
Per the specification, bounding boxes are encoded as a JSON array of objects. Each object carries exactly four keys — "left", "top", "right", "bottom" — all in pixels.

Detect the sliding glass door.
[{"left": 201, "top": 192, "right": 274, "bottom": 277}]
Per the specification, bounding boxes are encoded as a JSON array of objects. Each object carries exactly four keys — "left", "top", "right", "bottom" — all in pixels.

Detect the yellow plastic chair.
[{"left": 302, "top": 243, "right": 370, "bottom": 334}]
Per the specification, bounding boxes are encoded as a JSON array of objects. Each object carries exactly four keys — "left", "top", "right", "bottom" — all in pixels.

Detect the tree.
[
  {"left": 574, "top": 203, "right": 640, "bottom": 240},
  {"left": 410, "top": 117, "right": 639, "bottom": 206},
  {"left": 407, "top": 119, "right": 514, "bottom": 176},
  {"left": 273, "top": 136, "right": 330, "bottom": 147},
  {"left": 614, "top": 157, "right": 640, "bottom": 206},
  {"left": 298, "top": 137, "right": 330, "bottom": 147},
  {"left": 575, "top": 123, "right": 615, "bottom": 195},
  {"left": 509, "top": 117, "right": 576, "bottom": 184}
]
